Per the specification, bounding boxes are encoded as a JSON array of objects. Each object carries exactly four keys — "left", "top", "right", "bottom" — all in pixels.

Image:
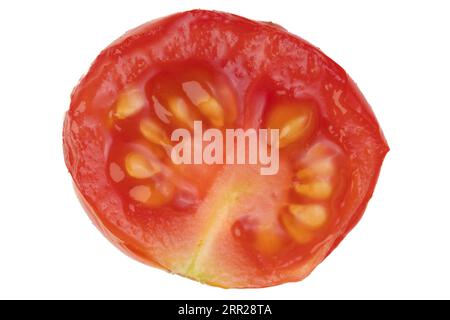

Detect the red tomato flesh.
[{"left": 63, "top": 10, "right": 389, "bottom": 288}]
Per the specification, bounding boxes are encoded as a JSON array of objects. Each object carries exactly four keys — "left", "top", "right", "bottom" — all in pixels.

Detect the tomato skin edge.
[
  {"left": 325, "top": 76, "right": 390, "bottom": 257},
  {"left": 326, "top": 149, "right": 388, "bottom": 257},
  {"left": 71, "top": 179, "right": 167, "bottom": 271}
]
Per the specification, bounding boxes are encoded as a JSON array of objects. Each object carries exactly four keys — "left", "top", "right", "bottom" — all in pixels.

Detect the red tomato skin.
[{"left": 63, "top": 10, "right": 389, "bottom": 288}]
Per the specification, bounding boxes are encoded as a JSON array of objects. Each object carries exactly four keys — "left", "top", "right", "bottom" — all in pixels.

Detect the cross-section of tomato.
[{"left": 63, "top": 10, "right": 389, "bottom": 288}]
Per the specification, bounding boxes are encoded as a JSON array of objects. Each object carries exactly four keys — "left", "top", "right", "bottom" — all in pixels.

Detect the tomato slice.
[{"left": 63, "top": 10, "right": 389, "bottom": 288}]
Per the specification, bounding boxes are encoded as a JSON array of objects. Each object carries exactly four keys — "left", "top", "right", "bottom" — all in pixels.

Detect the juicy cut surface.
[{"left": 63, "top": 10, "right": 389, "bottom": 288}]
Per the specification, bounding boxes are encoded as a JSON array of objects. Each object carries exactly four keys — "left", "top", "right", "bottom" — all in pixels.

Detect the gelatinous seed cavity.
[
  {"left": 182, "top": 81, "right": 210, "bottom": 105},
  {"left": 129, "top": 185, "right": 152, "bottom": 203},
  {"left": 280, "top": 213, "right": 312, "bottom": 244},
  {"left": 294, "top": 181, "right": 332, "bottom": 200},
  {"left": 198, "top": 98, "right": 224, "bottom": 127},
  {"left": 167, "top": 96, "right": 196, "bottom": 129},
  {"left": 266, "top": 104, "right": 314, "bottom": 148},
  {"left": 288, "top": 204, "right": 327, "bottom": 229},
  {"left": 254, "top": 228, "right": 283, "bottom": 255},
  {"left": 296, "top": 158, "right": 334, "bottom": 180},
  {"left": 293, "top": 141, "right": 342, "bottom": 200},
  {"left": 148, "top": 181, "right": 175, "bottom": 207},
  {"left": 114, "top": 88, "right": 146, "bottom": 119},
  {"left": 140, "top": 118, "right": 171, "bottom": 146},
  {"left": 109, "top": 162, "right": 125, "bottom": 182},
  {"left": 125, "top": 152, "right": 160, "bottom": 179},
  {"left": 182, "top": 81, "right": 225, "bottom": 127}
]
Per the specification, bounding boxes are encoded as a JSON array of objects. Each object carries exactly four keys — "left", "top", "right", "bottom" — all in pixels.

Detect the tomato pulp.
[{"left": 63, "top": 10, "right": 389, "bottom": 288}]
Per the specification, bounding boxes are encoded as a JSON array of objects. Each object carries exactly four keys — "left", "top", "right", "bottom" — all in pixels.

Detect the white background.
[{"left": 0, "top": 0, "right": 449, "bottom": 300}]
